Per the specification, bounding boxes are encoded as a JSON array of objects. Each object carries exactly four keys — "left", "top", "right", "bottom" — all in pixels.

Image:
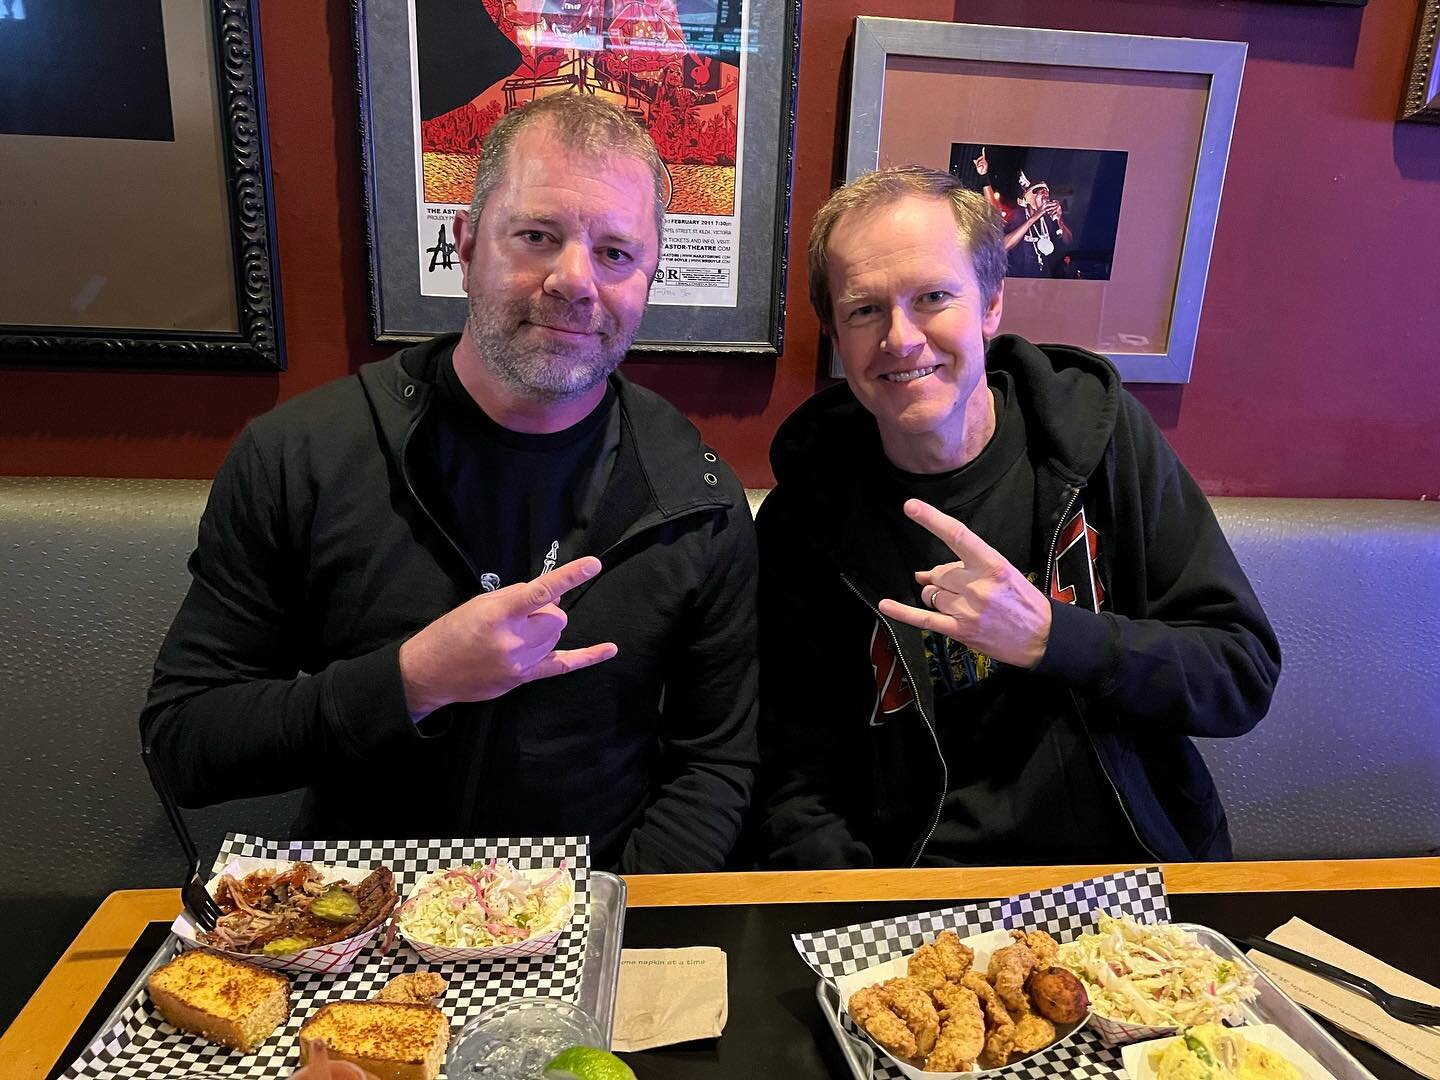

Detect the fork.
[
  {"left": 1239, "top": 935, "right": 1440, "bottom": 1027},
  {"left": 140, "top": 745, "right": 223, "bottom": 933}
]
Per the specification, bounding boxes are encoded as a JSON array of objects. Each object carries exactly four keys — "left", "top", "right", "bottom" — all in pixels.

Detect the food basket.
[
  {"left": 58, "top": 833, "right": 627, "bottom": 1080},
  {"left": 802, "top": 868, "right": 1377, "bottom": 1080},
  {"left": 395, "top": 861, "right": 577, "bottom": 963},
  {"left": 829, "top": 927, "right": 1090, "bottom": 1079},
  {"left": 171, "top": 856, "right": 391, "bottom": 975}
]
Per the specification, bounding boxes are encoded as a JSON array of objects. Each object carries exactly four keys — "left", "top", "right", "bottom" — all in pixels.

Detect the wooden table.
[{"left": 6, "top": 858, "right": 1438, "bottom": 1079}]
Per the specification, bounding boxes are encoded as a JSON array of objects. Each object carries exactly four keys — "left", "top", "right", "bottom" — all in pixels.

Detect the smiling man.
[
  {"left": 757, "top": 166, "right": 1279, "bottom": 869},
  {"left": 141, "top": 94, "right": 758, "bottom": 873}
]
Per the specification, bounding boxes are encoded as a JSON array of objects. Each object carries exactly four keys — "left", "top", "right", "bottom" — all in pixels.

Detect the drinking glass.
[{"left": 447, "top": 997, "right": 604, "bottom": 1079}]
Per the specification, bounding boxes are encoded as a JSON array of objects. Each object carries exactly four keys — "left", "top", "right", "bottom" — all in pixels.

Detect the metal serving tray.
[
  {"left": 816, "top": 922, "right": 1377, "bottom": 1080},
  {"left": 73, "top": 870, "right": 627, "bottom": 1074}
]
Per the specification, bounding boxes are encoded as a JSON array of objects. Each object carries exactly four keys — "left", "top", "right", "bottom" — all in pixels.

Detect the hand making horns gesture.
[
  {"left": 877, "top": 499, "right": 1053, "bottom": 669},
  {"left": 399, "top": 556, "right": 618, "bottom": 720}
]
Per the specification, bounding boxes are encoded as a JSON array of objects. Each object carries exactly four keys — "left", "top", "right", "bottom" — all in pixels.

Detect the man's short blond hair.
[
  {"left": 808, "top": 166, "right": 1006, "bottom": 334},
  {"left": 469, "top": 92, "right": 667, "bottom": 243}
]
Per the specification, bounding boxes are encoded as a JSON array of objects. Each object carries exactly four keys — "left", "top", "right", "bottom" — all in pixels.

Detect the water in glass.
[{"left": 448, "top": 997, "right": 604, "bottom": 1078}]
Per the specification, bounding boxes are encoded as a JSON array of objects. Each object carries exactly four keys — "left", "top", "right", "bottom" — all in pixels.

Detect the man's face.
[
  {"left": 826, "top": 195, "right": 1003, "bottom": 469},
  {"left": 1024, "top": 185, "right": 1049, "bottom": 211},
  {"left": 456, "top": 124, "right": 659, "bottom": 401}
]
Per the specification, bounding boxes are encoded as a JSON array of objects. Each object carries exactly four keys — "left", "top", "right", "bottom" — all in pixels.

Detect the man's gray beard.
[{"left": 465, "top": 294, "right": 638, "bottom": 402}]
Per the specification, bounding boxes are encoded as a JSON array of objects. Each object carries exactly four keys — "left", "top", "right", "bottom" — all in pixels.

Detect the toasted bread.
[
  {"left": 147, "top": 947, "right": 291, "bottom": 1052},
  {"left": 299, "top": 1000, "right": 450, "bottom": 1080}
]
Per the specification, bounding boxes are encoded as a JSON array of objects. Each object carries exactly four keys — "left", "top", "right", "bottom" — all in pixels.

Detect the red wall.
[{"left": 2, "top": 0, "right": 1437, "bottom": 497}]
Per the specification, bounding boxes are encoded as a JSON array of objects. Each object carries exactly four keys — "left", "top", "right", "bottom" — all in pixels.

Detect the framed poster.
[
  {"left": 353, "top": 0, "right": 800, "bottom": 356},
  {"left": 840, "top": 18, "right": 1246, "bottom": 383},
  {"left": 0, "top": 0, "right": 284, "bottom": 371},
  {"left": 1401, "top": 0, "right": 1439, "bottom": 123}
]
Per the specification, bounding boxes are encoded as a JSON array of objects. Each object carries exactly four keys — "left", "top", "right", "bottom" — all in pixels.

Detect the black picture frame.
[
  {"left": 0, "top": 0, "right": 285, "bottom": 372},
  {"left": 352, "top": 0, "right": 800, "bottom": 356}
]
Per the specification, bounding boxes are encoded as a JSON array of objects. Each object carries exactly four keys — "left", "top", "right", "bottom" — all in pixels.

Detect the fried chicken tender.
[
  {"left": 372, "top": 971, "right": 448, "bottom": 1005},
  {"left": 882, "top": 977, "right": 940, "bottom": 1058},
  {"left": 1009, "top": 927, "right": 1060, "bottom": 968},
  {"left": 908, "top": 928, "right": 974, "bottom": 995},
  {"left": 907, "top": 942, "right": 949, "bottom": 993},
  {"left": 849, "top": 985, "right": 918, "bottom": 1061},
  {"left": 987, "top": 940, "right": 1038, "bottom": 1015},
  {"left": 1010, "top": 1011, "right": 1057, "bottom": 1057},
  {"left": 927, "top": 983, "right": 984, "bottom": 1070},
  {"left": 932, "top": 929, "right": 974, "bottom": 981},
  {"left": 962, "top": 971, "right": 1015, "bottom": 1068}
]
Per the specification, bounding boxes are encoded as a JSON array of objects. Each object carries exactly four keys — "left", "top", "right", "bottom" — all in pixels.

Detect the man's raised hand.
[
  {"left": 398, "top": 557, "right": 618, "bottom": 721},
  {"left": 876, "top": 499, "right": 1053, "bottom": 669}
]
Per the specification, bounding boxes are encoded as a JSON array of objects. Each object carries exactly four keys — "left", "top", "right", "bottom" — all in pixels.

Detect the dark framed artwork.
[
  {"left": 0, "top": 0, "right": 285, "bottom": 371},
  {"left": 841, "top": 18, "right": 1245, "bottom": 383},
  {"left": 353, "top": 0, "right": 800, "bottom": 355},
  {"left": 1401, "top": 0, "right": 1440, "bottom": 123}
]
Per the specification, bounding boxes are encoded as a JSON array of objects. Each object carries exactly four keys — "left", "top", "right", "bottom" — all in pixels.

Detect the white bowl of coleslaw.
[
  {"left": 395, "top": 859, "right": 575, "bottom": 963},
  {"left": 1056, "top": 914, "right": 1258, "bottom": 1047}
]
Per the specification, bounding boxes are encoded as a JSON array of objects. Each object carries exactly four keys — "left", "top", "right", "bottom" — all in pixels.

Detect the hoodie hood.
[
  {"left": 771, "top": 334, "right": 1120, "bottom": 505},
  {"left": 357, "top": 332, "right": 735, "bottom": 523}
]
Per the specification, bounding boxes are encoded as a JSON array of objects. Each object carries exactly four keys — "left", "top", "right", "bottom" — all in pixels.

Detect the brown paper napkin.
[
  {"left": 1246, "top": 917, "right": 1440, "bottom": 1080},
  {"left": 611, "top": 947, "right": 728, "bottom": 1052}
]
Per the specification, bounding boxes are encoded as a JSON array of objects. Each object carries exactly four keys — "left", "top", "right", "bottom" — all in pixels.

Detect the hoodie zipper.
[
  {"left": 840, "top": 573, "right": 947, "bottom": 868},
  {"left": 399, "top": 407, "right": 484, "bottom": 587},
  {"left": 1042, "top": 483, "right": 1161, "bottom": 862}
]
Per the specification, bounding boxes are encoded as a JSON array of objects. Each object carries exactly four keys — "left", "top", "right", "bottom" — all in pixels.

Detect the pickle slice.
[
  {"left": 261, "top": 935, "right": 315, "bottom": 956},
  {"left": 309, "top": 883, "right": 362, "bottom": 923}
]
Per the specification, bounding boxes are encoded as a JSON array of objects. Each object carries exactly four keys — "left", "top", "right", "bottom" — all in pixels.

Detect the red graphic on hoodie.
[
  {"left": 1049, "top": 505, "right": 1106, "bottom": 613},
  {"left": 869, "top": 621, "right": 914, "bottom": 726}
]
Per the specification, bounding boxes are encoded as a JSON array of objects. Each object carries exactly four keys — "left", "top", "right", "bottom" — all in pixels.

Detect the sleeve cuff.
[
  {"left": 1032, "top": 598, "right": 1117, "bottom": 693},
  {"left": 322, "top": 640, "right": 447, "bottom": 759}
]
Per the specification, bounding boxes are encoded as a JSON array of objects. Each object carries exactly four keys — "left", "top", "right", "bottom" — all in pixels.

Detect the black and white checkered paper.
[
  {"left": 794, "top": 867, "right": 1170, "bottom": 1080},
  {"left": 61, "top": 833, "right": 591, "bottom": 1079}
]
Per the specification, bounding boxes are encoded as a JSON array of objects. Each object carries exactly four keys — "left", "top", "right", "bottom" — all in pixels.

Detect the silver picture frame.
[
  {"left": 1401, "top": 0, "right": 1439, "bottom": 123},
  {"left": 839, "top": 18, "right": 1247, "bottom": 384}
]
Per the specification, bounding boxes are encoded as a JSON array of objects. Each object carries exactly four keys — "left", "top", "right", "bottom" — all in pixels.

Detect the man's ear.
[
  {"left": 981, "top": 281, "right": 1004, "bottom": 339},
  {"left": 453, "top": 208, "right": 476, "bottom": 292}
]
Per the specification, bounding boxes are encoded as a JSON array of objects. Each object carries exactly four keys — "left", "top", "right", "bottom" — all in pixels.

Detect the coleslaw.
[
  {"left": 396, "top": 859, "right": 574, "bottom": 948},
  {"left": 1057, "top": 913, "right": 1257, "bottom": 1027}
]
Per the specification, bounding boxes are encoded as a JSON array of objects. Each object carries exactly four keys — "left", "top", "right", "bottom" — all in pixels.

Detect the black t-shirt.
[
  {"left": 423, "top": 348, "right": 619, "bottom": 592},
  {"left": 874, "top": 373, "right": 1144, "bottom": 865}
]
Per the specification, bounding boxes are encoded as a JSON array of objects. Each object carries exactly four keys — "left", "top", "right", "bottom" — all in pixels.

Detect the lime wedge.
[{"left": 543, "top": 1045, "right": 637, "bottom": 1080}]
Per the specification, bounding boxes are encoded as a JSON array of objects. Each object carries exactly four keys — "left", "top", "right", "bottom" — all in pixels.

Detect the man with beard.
[{"left": 140, "top": 94, "right": 758, "bottom": 873}]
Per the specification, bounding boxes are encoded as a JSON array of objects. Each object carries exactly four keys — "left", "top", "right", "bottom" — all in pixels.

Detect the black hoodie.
[
  {"left": 140, "top": 337, "right": 759, "bottom": 873},
  {"left": 756, "top": 335, "right": 1280, "bottom": 867}
]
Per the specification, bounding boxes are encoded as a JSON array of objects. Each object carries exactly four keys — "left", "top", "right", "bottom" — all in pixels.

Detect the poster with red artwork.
[{"left": 408, "top": 0, "right": 748, "bottom": 307}]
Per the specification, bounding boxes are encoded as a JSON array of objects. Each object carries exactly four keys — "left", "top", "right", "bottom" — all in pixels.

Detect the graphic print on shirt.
[
  {"left": 1049, "top": 504, "right": 1106, "bottom": 613},
  {"left": 1024, "top": 216, "right": 1055, "bottom": 268},
  {"left": 868, "top": 621, "right": 914, "bottom": 726},
  {"left": 479, "top": 539, "right": 561, "bottom": 594},
  {"left": 924, "top": 628, "right": 999, "bottom": 697}
]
